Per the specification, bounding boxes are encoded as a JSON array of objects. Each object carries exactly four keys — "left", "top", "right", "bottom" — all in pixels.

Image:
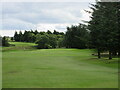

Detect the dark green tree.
[
  {"left": 14, "top": 31, "right": 19, "bottom": 42},
  {"left": 88, "top": 1, "right": 119, "bottom": 59},
  {"left": 34, "top": 30, "right": 39, "bottom": 35},
  {"left": 64, "top": 24, "right": 89, "bottom": 49},
  {"left": 36, "top": 34, "right": 57, "bottom": 49},
  {"left": 47, "top": 30, "right": 52, "bottom": 34},
  {"left": 19, "top": 31, "right": 23, "bottom": 42},
  {"left": 53, "top": 30, "right": 59, "bottom": 35},
  {"left": 11, "top": 37, "right": 14, "bottom": 41},
  {"left": 58, "top": 37, "right": 65, "bottom": 48},
  {"left": 2, "top": 36, "right": 10, "bottom": 47}
]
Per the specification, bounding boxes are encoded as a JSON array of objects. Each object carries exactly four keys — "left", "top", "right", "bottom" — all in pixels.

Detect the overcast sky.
[{"left": 0, "top": 1, "right": 95, "bottom": 36}]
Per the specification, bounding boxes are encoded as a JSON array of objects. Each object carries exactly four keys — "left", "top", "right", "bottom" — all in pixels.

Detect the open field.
[{"left": 2, "top": 42, "right": 118, "bottom": 88}]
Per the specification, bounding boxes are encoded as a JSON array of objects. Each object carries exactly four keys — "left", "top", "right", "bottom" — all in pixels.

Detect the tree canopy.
[{"left": 88, "top": 1, "right": 119, "bottom": 59}]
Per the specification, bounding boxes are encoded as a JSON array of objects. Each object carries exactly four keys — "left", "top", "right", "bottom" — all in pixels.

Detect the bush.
[
  {"left": 2, "top": 36, "right": 10, "bottom": 47},
  {"left": 36, "top": 34, "right": 57, "bottom": 49}
]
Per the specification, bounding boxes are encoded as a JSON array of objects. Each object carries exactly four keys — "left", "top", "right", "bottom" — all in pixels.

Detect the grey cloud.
[
  {"left": 1, "top": 2, "right": 90, "bottom": 30},
  {"left": 2, "top": 18, "right": 37, "bottom": 30}
]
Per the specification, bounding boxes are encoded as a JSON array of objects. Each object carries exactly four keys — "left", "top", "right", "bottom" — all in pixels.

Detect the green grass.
[
  {"left": 2, "top": 42, "right": 118, "bottom": 88},
  {"left": 2, "top": 42, "right": 37, "bottom": 52}
]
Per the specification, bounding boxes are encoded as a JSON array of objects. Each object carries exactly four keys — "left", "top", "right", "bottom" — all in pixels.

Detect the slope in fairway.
[{"left": 3, "top": 47, "right": 118, "bottom": 88}]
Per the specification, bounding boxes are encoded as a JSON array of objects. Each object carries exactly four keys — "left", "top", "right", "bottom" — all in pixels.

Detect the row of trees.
[
  {"left": 13, "top": 30, "right": 64, "bottom": 49},
  {"left": 88, "top": 2, "right": 119, "bottom": 59},
  {"left": 13, "top": 23, "right": 89, "bottom": 49},
  {"left": 14, "top": 30, "right": 64, "bottom": 42},
  {"left": 3, "top": 1, "right": 119, "bottom": 59},
  {"left": 59, "top": 1, "right": 119, "bottom": 59}
]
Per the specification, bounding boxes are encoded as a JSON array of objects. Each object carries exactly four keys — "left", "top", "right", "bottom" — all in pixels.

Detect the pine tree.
[
  {"left": 88, "top": 1, "right": 119, "bottom": 59},
  {"left": 14, "top": 31, "right": 19, "bottom": 42}
]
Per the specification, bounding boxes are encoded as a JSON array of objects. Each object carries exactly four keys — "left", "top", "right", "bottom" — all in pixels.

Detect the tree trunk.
[
  {"left": 109, "top": 50, "right": 112, "bottom": 60},
  {"left": 98, "top": 50, "right": 101, "bottom": 59}
]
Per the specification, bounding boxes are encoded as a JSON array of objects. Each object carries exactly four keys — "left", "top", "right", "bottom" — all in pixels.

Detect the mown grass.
[
  {"left": 2, "top": 42, "right": 37, "bottom": 52},
  {"left": 2, "top": 42, "right": 119, "bottom": 88}
]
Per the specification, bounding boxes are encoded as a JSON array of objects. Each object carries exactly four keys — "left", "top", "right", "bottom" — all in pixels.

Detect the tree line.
[
  {"left": 12, "top": 24, "right": 90, "bottom": 49},
  {"left": 1, "top": 1, "right": 119, "bottom": 59},
  {"left": 13, "top": 30, "right": 64, "bottom": 49}
]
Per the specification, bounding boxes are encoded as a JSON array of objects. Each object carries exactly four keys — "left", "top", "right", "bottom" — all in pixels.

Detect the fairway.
[
  {"left": 1, "top": 1, "right": 119, "bottom": 88},
  {"left": 2, "top": 42, "right": 118, "bottom": 88}
]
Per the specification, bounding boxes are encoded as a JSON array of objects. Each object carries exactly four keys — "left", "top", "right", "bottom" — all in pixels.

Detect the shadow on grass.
[{"left": 90, "top": 56, "right": 119, "bottom": 62}]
